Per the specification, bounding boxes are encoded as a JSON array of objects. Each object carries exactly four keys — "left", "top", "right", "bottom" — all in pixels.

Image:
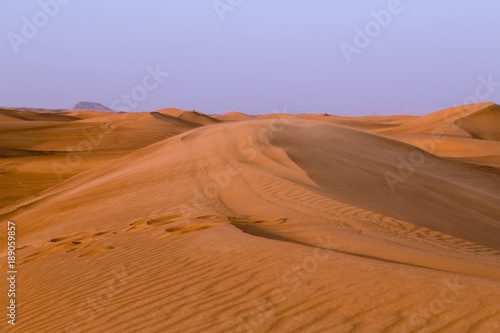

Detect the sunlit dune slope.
[
  {"left": 0, "top": 110, "right": 200, "bottom": 208},
  {"left": 331, "top": 102, "right": 500, "bottom": 171},
  {"left": 157, "top": 108, "right": 221, "bottom": 125},
  {"left": 5, "top": 118, "right": 499, "bottom": 248},
  {"left": 0, "top": 108, "right": 500, "bottom": 332},
  {"left": 370, "top": 102, "right": 495, "bottom": 137},
  {"left": 0, "top": 108, "right": 79, "bottom": 122},
  {"left": 214, "top": 111, "right": 253, "bottom": 121}
]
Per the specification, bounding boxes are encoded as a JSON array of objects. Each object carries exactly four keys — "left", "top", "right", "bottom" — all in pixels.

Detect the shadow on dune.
[{"left": 271, "top": 121, "right": 500, "bottom": 250}]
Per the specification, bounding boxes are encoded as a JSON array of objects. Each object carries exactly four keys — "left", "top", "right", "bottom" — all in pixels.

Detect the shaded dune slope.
[{"left": 455, "top": 103, "right": 500, "bottom": 141}]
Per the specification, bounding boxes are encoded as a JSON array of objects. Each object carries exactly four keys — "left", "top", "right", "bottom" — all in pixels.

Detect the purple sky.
[{"left": 1, "top": 0, "right": 499, "bottom": 116}]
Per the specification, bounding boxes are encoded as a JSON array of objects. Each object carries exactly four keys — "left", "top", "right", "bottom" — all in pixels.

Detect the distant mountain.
[{"left": 68, "top": 102, "right": 114, "bottom": 111}]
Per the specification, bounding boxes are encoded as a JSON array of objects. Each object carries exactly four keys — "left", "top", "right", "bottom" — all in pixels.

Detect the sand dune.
[
  {"left": 0, "top": 108, "right": 79, "bottom": 122},
  {"left": 371, "top": 102, "right": 495, "bottom": 137},
  {"left": 66, "top": 110, "right": 123, "bottom": 119},
  {"left": 331, "top": 102, "right": 500, "bottom": 171},
  {"left": 0, "top": 110, "right": 200, "bottom": 208},
  {"left": 214, "top": 111, "right": 254, "bottom": 121},
  {"left": 1, "top": 105, "right": 500, "bottom": 332},
  {"left": 255, "top": 113, "right": 302, "bottom": 120},
  {"left": 157, "top": 108, "right": 221, "bottom": 125},
  {"left": 455, "top": 103, "right": 500, "bottom": 141}
]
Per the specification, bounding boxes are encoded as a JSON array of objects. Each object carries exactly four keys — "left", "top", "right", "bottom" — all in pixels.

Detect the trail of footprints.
[
  {"left": 12, "top": 214, "right": 288, "bottom": 265},
  {"left": 11, "top": 230, "right": 118, "bottom": 266},
  {"left": 12, "top": 173, "right": 499, "bottom": 269}
]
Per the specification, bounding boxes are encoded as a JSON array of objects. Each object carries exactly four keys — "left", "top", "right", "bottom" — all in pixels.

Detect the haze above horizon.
[{"left": 1, "top": 0, "right": 499, "bottom": 116}]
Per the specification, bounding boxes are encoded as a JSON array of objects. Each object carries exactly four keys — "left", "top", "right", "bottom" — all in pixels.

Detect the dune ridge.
[{"left": 0, "top": 104, "right": 499, "bottom": 332}]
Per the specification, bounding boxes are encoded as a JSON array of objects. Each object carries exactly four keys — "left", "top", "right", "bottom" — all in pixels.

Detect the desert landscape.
[{"left": 1, "top": 102, "right": 499, "bottom": 332}]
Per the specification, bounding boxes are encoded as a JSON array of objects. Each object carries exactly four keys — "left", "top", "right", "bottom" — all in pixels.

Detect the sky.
[{"left": 1, "top": 0, "right": 499, "bottom": 116}]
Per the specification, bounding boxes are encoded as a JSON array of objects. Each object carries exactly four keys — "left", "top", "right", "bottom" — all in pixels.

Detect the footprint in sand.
[{"left": 79, "top": 246, "right": 116, "bottom": 257}]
